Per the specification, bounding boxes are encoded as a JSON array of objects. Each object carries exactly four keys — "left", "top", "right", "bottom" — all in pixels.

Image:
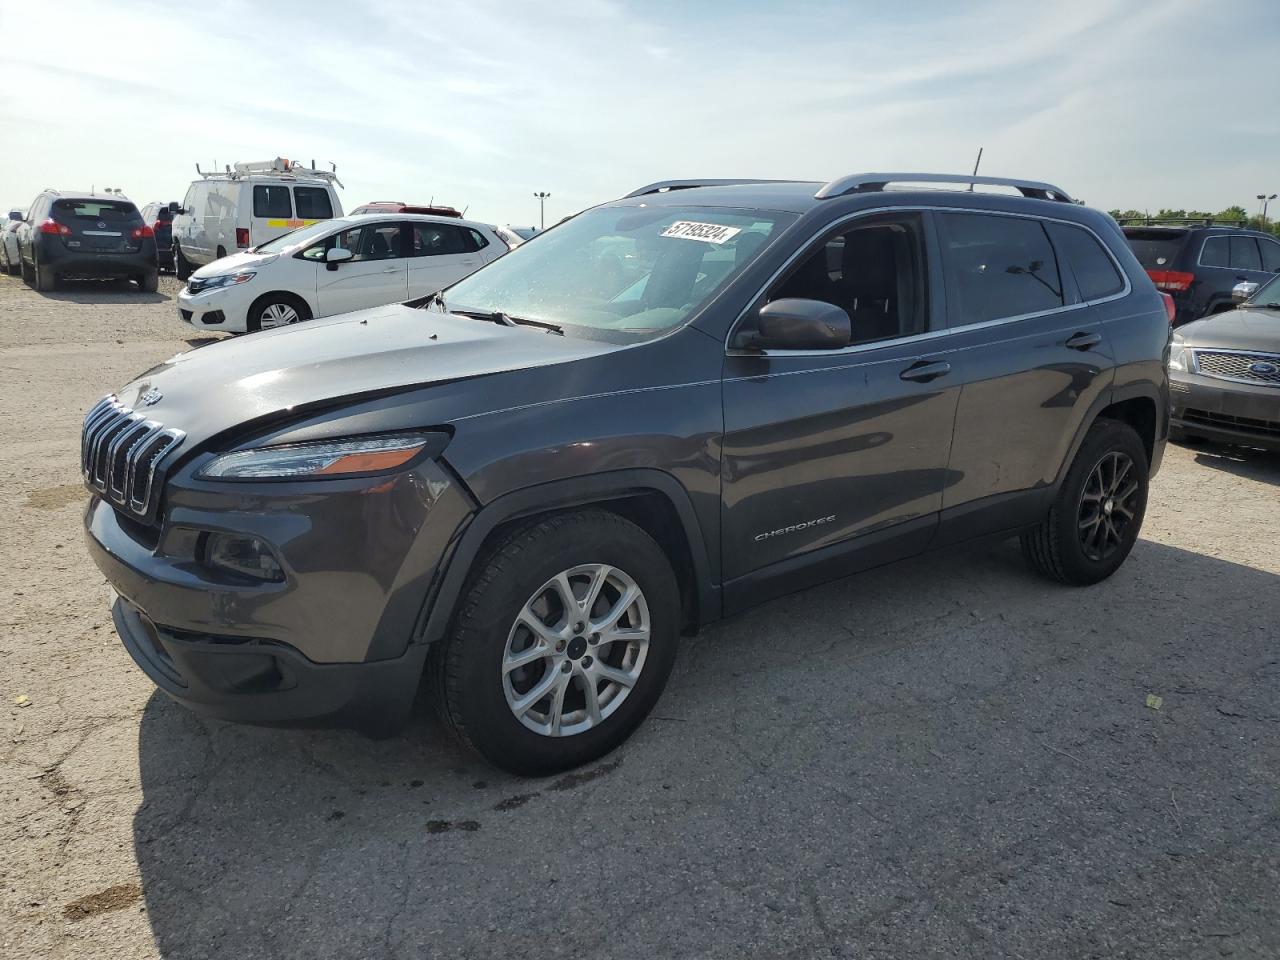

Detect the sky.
[{"left": 1, "top": 0, "right": 1278, "bottom": 224}]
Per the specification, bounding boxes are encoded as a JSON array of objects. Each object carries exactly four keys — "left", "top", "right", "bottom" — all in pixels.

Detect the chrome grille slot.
[
  {"left": 81, "top": 394, "right": 186, "bottom": 520},
  {"left": 1192, "top": 350, "right": 1280, "bottom": 386}
]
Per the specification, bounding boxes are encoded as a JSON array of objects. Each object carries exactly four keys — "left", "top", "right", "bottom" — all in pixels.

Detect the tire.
[
  {"left": 138, "top": 270, "right": 159, "bottom": 293},
  {"left": 33, "top": 257, "right": 56, "bottom": 292},
  {"left": 1021, "top": 419, "right": 1149, "bottom": 586},
  {"left": 431, "top": 509, "right": 681, "bottom": 776},
  {"left": 174, "top": 244, "right": 192, "bottom": 282},
  {"left": 246, "top": 293, "right": 311, "bottom": 332},
  {"left": 215, "top": 246, "right": 227, "bottom": 261}
]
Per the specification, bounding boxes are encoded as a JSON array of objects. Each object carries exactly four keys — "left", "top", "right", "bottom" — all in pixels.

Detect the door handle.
[
  {"left": 381, "top": 267, "right": 400, "bottom": 273},
  {"left": 1065, "top": 331, "right": 1102, "bottom": 351},
  {"left": 900, "top": 360, "right": 951, "bottom": 383}
]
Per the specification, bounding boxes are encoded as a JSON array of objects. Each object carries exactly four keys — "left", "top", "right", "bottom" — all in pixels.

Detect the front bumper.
[
  {"left": 84, "top": 456, "right": 476, "bottom": 731},
  {"left": 1170, "top": 371, "right": 1280, "bottom": 451},
  {"left": 177, "top": 282, "right": 257, "bottom": 333}
]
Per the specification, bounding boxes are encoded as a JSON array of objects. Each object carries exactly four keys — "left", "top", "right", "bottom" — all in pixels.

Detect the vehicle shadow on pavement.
[
  {"left": 129, "top": 537, "right": 1280, "bottom": 959},
  {"left": 1187, "top": 442, "right": 1280, "bottom": 486},
  {"left": 34, "top": 279, "right": 169, "bottom": 305}
]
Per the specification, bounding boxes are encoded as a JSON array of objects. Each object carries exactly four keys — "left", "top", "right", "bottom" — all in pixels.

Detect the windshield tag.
[{"left": 661, "top": 220, "right": 742, "bottom": 244}]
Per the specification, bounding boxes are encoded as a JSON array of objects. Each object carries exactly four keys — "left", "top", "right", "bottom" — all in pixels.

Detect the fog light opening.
[{"left": 202, "top": 533, "right": 285, "bottom": 583}]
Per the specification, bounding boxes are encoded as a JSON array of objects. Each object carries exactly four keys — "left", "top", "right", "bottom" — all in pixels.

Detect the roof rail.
[
  {"left": 1116, "top": 216, "right": 1248, "bottom": 229},
  {"left": 624, "top": 179, "right": 795, "bottom": 199},
  {"left": 815, "top": 172, "right": 1074, "bottom": 203}
]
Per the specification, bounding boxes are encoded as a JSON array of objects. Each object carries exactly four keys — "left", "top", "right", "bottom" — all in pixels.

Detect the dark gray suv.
[{"left": 83, "top": 173, "right": 1171, "bottom": 774}]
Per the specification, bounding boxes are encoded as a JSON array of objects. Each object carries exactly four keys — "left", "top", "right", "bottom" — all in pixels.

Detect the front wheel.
[
  {"left": 174, "top": 244, "right": 192, "bottom": 281},
  {"left": 1021, "top": 419, "right": 1149, "bottom": 585},
  {"left": 246, "top": 293, "right": 311, "bottom": 331},
  {"left": 432, "top": 509, "right": 681, "bottom": 776}
]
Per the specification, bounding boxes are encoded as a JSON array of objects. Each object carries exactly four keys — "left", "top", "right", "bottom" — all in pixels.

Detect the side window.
[
  {"left": 772, "top": 215, "right": 927, "bottom": 345},
  {"left": 1200, "top": 236, "right": 1229, "bottom": 267},
  {"left": 293, "top": 187, "right": 333, "bottom": 220},
  {"left": 252, "top": 184, "right": 293, "bottom": 219},
  {"left": 300, "top": 226, "right": 362, "bottom": 262},
  {"left": 410, "top": 223, "right": 468, "bottom": 257},
  {"left": 1260, "top": 238, "right": 1280, "bottom": 273},
  {"left": 1047, "top": 223, "right": 1125, "bottom": 301},
  {"left": 467, "top": 228, "right": 490, "bottom": 251},
  {"left": 1230, "top": 236, "right": 1262, "bottom": 271},
  {"left": 938, "top": 212, "right": 1063, "bottom": 324}
]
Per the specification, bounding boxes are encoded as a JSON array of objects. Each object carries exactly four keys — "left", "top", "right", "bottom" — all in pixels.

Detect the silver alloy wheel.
[
  {"left": 259, "top": 302, "right": 301, "bottom": 328},
  {"left": 501, "top": 563, "right": 650, "bottom": 737}
]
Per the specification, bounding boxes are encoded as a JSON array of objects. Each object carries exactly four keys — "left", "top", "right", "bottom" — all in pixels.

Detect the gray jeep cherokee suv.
[{"left": 83, "top": 173, "right": 1170, "bottom": 775}]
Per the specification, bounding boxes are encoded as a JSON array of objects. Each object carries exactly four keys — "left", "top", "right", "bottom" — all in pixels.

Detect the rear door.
[
  {"left": 314, "top": 222, "right": 408, "bottom": 316},
  {"left": 292, "top": 186, "right": 335, "bottom": 226},
  {"left": 249, "top": 183, "right": 295, "bottom": 250},
  {"left": 936, "top": 211, "right": 1117, "bottom": 541},
  {"left": 406, "top": 222, "right": 482, "bottom": 297},
  {"left": 49, "top": 198, "right": 145, "bottom": 258}
]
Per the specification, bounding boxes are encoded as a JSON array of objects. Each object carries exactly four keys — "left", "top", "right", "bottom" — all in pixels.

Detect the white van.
[{"left": 171, "top": 158, "right": 343, "bottom": 279}]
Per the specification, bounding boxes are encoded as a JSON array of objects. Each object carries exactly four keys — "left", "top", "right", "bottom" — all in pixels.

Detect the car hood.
[
  {"left": 1177, "top": 307, "right": 1280, "bottom": 352},
  {"left": 113, "top": 303, "right": 614, "bottom": 448},
  {"left": 191, "top": 251, "right": 280, "bottom": 277}
]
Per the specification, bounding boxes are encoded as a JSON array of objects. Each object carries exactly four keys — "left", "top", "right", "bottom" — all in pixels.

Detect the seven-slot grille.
[
  {"left": 1192, "top": 350, "right": 1280, "bottom": 386},
  {"left": 81, "top": 395, "right": 185, "bottom": 519}
]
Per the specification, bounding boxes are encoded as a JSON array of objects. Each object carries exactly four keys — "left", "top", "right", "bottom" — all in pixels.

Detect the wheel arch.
[
  {"left": 416, "top": 469, "right": 719, "bottom": 648},
  {"left": 245, "top": 290, "right": 314, "bottom": 331},
  {"left": 1056, "top": 381, "right": 1166, "bottom": 491}
]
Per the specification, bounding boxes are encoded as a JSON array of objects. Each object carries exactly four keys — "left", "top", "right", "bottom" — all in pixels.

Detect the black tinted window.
[
  {"left": 1200, "top": 236, "right": 1229, "bottom": 267},
  {"left": 253, "top": 185, "right": 292, "bottom": 218},
  {"left": 773, "top": 216, "right": 927, "bottom": 345},
  {"left": 293, "top": 187, "right": 333, "bottom": 220},
  {"left": 467, "top": 228, "right": 489, "bottom": 251},
  {"left": 1123, "top": 229, "right": 1187, "bottom": 269},
  {"left": 1230, "top": 236, "right": 1262, "bottom": 271},
  {"left": 1049, "top": 223, "right": 1124, "bottom": 300},
  {"left": 52, "top": 199, "right": 139, "bottom": 222},
  {"left": 411, "top": 223, "right": 468, "bottom": 257},
  {"left": 940, "top": 213, "right": 1063, "bottom": 324},
  {"left": 1260, "top": 238, "right": 1280, "bottom": 273}
]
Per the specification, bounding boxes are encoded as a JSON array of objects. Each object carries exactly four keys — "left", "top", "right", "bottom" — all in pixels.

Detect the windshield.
[
  {"left": 1244, "top": 273, "right": 1280, "bottom": 308},
  {"left": 441, "top": 205, "right": 792, "bottom": 342},
  {"left": 253, "top": 220, "right": 340, "bottom": 254}
]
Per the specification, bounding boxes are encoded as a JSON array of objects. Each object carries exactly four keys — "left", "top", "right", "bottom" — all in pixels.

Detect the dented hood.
[{"left": 113, "top": 303, "right": 613, "bottom": 448}]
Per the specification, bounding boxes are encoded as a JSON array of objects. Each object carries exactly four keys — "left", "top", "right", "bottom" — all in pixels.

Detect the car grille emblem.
[
  {"left": 1249, "top": 361, "right": 1278, "bottom": 376},
  {"left": 140, "top": 388, "right": 163, "bottom": 406},
  {"left": 97, "top": 221, "right": 106, "bottom": 229}
]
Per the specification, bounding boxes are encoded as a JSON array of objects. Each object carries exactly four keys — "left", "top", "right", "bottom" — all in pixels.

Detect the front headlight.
[
  {"left": 1167, "top": 336, "right": 1188, "bottom": 372},
  {"left": 198, "top": 272, "right": 256, "bottom": 290},
  {"left": 198, "top": 433, "right": 447, "bottom": 480}
]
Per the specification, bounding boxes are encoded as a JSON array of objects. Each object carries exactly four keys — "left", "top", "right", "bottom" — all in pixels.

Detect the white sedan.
[{"left": 177, "top": 213, "right": 512, "bottom": 333}]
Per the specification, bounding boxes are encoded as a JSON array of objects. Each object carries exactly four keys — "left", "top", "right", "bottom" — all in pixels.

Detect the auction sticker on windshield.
[{"left": 661, "top": 220, "right": 743, "bottom": 244}]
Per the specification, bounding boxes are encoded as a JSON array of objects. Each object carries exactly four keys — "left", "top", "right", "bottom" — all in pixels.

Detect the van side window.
[
  {"left": 293, "top": 187, "right": 333, "bottom": 220},
  {"left": 1200, "top": 236, "right": 1229, "bottom": 267},
  {"left": 1229, "top": 236, "right": 1262, "bottom": 271},
  {"left": 1047, "top": 223, "right": 1125, "bottom": 301},
  {"left": 939, "top": 213, "right": 1063, "bottom": 324},
  {"left": 772, "top": 215, "right": 927, "bottom": 345},
  {"left": 253, "top": 185, "right": 293, "bottom": 219}
]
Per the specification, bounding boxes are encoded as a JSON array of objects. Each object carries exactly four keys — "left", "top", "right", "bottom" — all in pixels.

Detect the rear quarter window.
[
  {"left": 1123, "top": 229, "right": 1188, "bottom": 269},
  {"left": 293, "top": 187, "right": 333, "bottom": 220},
  {"left": 1048, "top": 223, "right": 1125, "bottom": 301},
  {"left": 1261, "top": 237, "right": 1280, "bottom": 273},
  {"left": 253, "top": 185, "right": 293, "bottom": 219}
]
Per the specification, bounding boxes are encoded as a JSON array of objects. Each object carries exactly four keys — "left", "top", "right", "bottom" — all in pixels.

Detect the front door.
[
  {"left": 720, "top": 212, "right": 960, "bottom": 600},
  {"left": 316, "top": 222, "right": 409, "bottom": 317}
]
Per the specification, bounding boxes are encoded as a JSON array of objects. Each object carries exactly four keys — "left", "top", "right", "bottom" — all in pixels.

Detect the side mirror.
[
  {"left": 325, "top": 247, "right": 354, "bottom": 270},
  {"left": 1232, "top": 280, "right": 1260, "bottom": 303},
  {"left": 7, "top": 210, "right": 21, "bottom": 222},
  {"left": 738, "top": 298, "right": 852, "bottom": 351},
  {"left": 168, "top": 201, "right": 181, "bottom": 214}
]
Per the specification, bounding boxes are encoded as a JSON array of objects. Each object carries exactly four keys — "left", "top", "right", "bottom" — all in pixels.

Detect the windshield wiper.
[{"left": 448, "top": 305, "right": 564, "bottom": 335}]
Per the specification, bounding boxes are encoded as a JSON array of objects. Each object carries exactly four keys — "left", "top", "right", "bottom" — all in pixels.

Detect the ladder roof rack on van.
[
  {"left": 194, "top": 158, "right": 344, "bottom": 188},
  {"left": 814, "top": 172, "right": 1074, "bottom": 203}
]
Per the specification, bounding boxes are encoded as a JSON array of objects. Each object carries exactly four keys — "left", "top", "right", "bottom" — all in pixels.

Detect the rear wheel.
[
  {"left": 432, "top": 509, "right": 680, "bottom": 776},
  {"left": 138, "top": 270, "right": 159, "bottom": 293},
  {"left": 1021, "top": 419, "right": 1149, "bottom": 585},
  {"left": 246, "top": 292, "right": 311, "bottom": 332},
  {"left": 174, "top": 244, "right": 192, "bottom": 282},
  {"left": 20, "top": 255, "right": 34, "bottom": 284},
  {"left": 33, "top": 257, "right": 56, "bottom": 292}
]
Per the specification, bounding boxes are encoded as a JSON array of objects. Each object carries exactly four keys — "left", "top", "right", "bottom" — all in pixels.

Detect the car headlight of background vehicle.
[
  {"left": 1167, "top": 335, "right": 1188, "bottom": 372},
  {"left": 198, "top": 433, "right": 448, "bottom": 480},
  {"left": 196, "top": 271, "right": 256, "bottom": 291}
]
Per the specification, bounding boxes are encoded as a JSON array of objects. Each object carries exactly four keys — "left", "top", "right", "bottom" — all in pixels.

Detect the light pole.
[
  {"left": 533, "top": 191, "right": 551, "bottom": 230},
  {"left": 1258, "top": 193, "right": 1278, "bottom": 226}
]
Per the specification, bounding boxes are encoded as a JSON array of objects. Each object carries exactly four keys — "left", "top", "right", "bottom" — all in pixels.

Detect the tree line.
[{"left": 1107, "top": 204, "right": 1280, "bottom": 235}]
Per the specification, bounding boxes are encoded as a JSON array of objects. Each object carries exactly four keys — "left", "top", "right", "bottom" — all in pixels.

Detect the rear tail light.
[
  {"left": 1146, "top": 269, "right": 1194, "bottom": 293},
  {"left": 235, "top": 227, "right": 250, "bottom": 248},
  {"left": 39, "top": 219, "right": 71, "bottom": 236},
  {"left": 1159, "top": 292, "right": 1176, "bottom": 325},
  {"left": 131, "top": 225, "right": 154, "bottom": 240}
]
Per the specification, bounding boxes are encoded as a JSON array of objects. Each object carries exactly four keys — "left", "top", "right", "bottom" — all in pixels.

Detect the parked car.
[
  {"left": 1122, "top": 223, "right": 1280, "bottom": 326},
  {"left": 16, "top": 190, "right": 157, "bottom": 291},
  {"left": 139, "top": 202, "right": 177, "bottom": 271},
  {"left": 1169, "top": 274, "right": 1280, "bottom": 450},
  {"left": 350, "top": 201, "right": 463, "bottom": 218},
  {"left": 0, "top": 208, "right": 22, "bottom": 274},
  {"left": 494, "top": 225, "right": 531, "bottom": 249},
  {"left": 172, "top": 158, "right": 343, "bottom": 281},
  {"left": 83, "top": 172, "right": 1169, "bottom": 775},
  {"left": 177, "top": 213, "right": 507, "bottom": 332}
]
